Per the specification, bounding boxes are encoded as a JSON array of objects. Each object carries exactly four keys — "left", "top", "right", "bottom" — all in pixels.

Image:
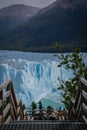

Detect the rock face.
[{"left": 0, "top": 4, "right": 40, "bottom": 34}]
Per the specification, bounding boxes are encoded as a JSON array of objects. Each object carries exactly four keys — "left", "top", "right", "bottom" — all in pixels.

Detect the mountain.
[
  {"left": 39, "top": 0, "right": 87, "bottom": 13},
  {"left": 0, "top": 0, "right": 87, "bottom": 52},
  {"left": 0, "top": 4, "right": 40, "bottom": 34}
]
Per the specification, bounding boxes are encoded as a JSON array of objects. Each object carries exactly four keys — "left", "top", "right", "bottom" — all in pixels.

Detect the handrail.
[
  {"left": 3, "top": 91, "right": 10, "bottom": 101},
  {"left": 80, "top": 78, "right": 87, "bottom": 87},
  {"left": 0, "top": 79, "right": 28, "bottom": 124},
  {"left": 0, "top": 79, "right": 12, "bottom": 91},
  {"left": 68, "top": 77, "right": 87, "bottom": 122},
  {"left": 3, "top": 103, "right": 11, "bottom": 119}
]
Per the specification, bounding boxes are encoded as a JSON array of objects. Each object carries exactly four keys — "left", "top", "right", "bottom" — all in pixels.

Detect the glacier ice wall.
[
  {"left": 0, "top": 51, "right": 87, "bottom": 109},
  {"left": 0, "top": 60, "right": 62, "bottom": 106}
]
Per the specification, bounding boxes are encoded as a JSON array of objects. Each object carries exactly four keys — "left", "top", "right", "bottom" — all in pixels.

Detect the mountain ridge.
[
  {"left": 0, "top": 4, "right": 40, "bottom": 34},
  {"left": 0, "top": 0, "right": 87, "bottom": 52},
  {"left": 38, "top": 0, "right": 87, "bottom": 14},
  {"left": 0, "top": 4, "right": 40, "bottom": 16}
]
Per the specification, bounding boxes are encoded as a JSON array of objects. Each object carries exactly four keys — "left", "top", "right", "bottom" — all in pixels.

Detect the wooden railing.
[
  {"left": 68, "top": 77, "right": 87, "bottom": 122},
  {"left": 54, "top": 109, "right": 68, "bottom": 120},
  {"left": 27, "top": 108, "right": 68, "bottom": 120},
  {"left": 0, "top": 79, "right": 28, "bottom": 124}
]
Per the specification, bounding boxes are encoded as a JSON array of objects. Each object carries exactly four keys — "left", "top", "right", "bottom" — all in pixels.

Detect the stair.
[{"left": 0, "top": 121, "right": 87, "bottom": 130}]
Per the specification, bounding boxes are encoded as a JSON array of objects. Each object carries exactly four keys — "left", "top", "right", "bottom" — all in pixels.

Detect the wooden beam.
[
  {"left": 0, "top": 116, "right": 2, "bottom": 123},
  {"left": 5, "top": 116, "right": 11, "bottom": 123},
  {"left": 0, "top": 79, "right": 12, "bottom": 91},
  {"left": 82, "top": 90, "right": 87, "bottom": 100},
  {"left": 17, "top": 106, "right": 21, "bottom": 114},
  {"left": 80, "top": 78, "right": 87, "bottom": 87},
  {"left": 0, "top": 100, "right": 2, "bottom": 108},
  {"left": 23, "top": 109, "right": 27, "bottom": 116},
  {"left": 17, "top": 116, "right": 21, "bottom": 121},
  {"left": 82, "top": 103, "right": 87, "bottom": 114},
  {"left": 11, "top": 84, "right": 17, "bottom": 107},
  {"left": 17, "top": 98, "right": 21, "bottom": 106},
  {"left": 0, "top": 89, "right": 3, "bottom": 122},
  {"left": 24, "top": 116, "right": 27, "bottom": 120},
  {"left": 3, "top": 103, "right": 10, "bottom": 119},
  {"left": 3, "top": 91, "right": 10, "bottom": 101},
  {"left": 82, "top": 115, "right": 87, "bottom": 123},
  {"left": 11, "top": 107, "right": 16, "bottom": 120},
  {"left": 76, "top": 94, "right": 81, "bottom": 113},
  {"left": 20, "top": 108, "right": 24, "bottom": 119},
  {"left": 11, "top": 95, "right": 17, "bottom": 117}
]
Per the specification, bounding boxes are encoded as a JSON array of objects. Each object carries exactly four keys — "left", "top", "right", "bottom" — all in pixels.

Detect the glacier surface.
[{"left": 0, "top": 51, "right": 87, "bottom": 109}]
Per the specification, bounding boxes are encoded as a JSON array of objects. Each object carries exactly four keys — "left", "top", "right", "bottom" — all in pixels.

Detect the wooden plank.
[
  {"left": 23, "top": 109, "right": 27, "bottom": 116},
  {"left": 0, "top": 116, "right": 2, "bottom": 123},
  {"left": 11, "top": 94, "right": 17, "bottom": 117},
  {"left": 82, "top": 115, "right": 87, "bottom": 123},
  {"left": 11, "top": 107, "right": 16, "bottom": 120},
  {"left": 17, "top": 98, "right": 25, "bottom": 119},
  {"left": 20, "top": 108, "right": 24, "bottom": 119},
  {"left": 19, "top": 101, "right": 24, "bottom": 118},
  {"left": 0, "top": 100, "right": 2, "bottom": 108},
  {"left": 17, "top": 98, "right": 21, "bottom": 106},
  {"left": 80, "top": 78, "right": 87, "bottom": 87},
  {"left": 0, "top": 79, "right": 12, "bottom": 91},
  {"left": 0, "top": 90, "right": 3, "bottom": 119},
  {"left": 11, "top": 84, "right": 17, "bottom": 107},
  {"left": 17, "top": 116, "right": 21, "bottom": 121},
  {"left": 3, "top": 103, "right": 10, "bottom": 119},
  {"left": 76, "top": 94, "right": 81, "bottom": 113},
  {"left": 5, "top": 116, "right": 11, "bottom": 123},
  {"left": 17, "top": 106, "right": 21, "bottom": 114},
  {"left": 82, "top": 103, "right": 87, "bottom": 114},
  {"left": 82, "top": 90, "right": 87, "bottom": 100},
  {"left": 24, "top": 116, "right": 27, "bottom": 120},
  {"left": 3, "top": 91, "right": 10, "bottom": 101}
]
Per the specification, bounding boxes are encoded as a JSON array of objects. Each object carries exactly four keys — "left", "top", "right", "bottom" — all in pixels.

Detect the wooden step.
[{"left": 0, "top": 121, "right": 87, "bottom": 130}]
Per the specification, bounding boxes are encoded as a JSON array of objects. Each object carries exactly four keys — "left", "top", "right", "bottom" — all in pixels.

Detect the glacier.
[{"left": 0, "top": 51, "right": 87, "bottom": 109}]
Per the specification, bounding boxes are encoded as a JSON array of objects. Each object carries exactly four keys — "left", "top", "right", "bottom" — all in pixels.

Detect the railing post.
[
  {"left": 6, "top": 82, "right": 11, "bottom": 123},
  {"left": 0, "top": 89, "right": 3, "bottom": 123}
]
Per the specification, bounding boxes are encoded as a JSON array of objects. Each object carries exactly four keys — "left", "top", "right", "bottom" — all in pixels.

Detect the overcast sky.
[{"left": 0, "top": 0, "right": 56, "bottom": 9}]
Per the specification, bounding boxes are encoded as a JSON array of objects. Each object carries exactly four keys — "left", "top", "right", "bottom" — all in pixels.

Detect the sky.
[{"left": 0, "top": 0, "right": 56, "bottom": 9}]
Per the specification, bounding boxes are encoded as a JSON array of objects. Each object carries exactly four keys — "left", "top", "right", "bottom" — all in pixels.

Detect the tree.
[
  {"left": 56, "top": 48, "right": 87, "bottom": 108},
  {"left": 31, "top": 101, "right": 37, "bottom": 111}
]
